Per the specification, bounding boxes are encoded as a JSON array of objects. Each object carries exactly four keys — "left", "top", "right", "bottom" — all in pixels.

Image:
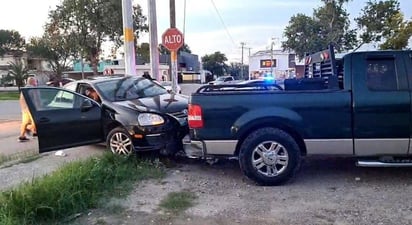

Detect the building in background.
[
  {"left": 70, "top": 52, "right": 201, "bottom": 83},
  {"left": 248, "top": 49, "right": 304, "bottom": 80},
  {"left": 0, "top": 53, "right": 53, "bottom": 86},
  {"left": 160, "top": 51, "right": 202, "bottom": 83}
]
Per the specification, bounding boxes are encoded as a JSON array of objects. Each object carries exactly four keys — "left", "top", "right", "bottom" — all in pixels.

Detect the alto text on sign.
[{"left": 162, "top": 28, "right": 184, "bottom": 51}]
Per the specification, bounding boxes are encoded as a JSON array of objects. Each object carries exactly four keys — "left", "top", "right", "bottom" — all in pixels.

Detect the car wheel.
[
  {"left": 239, "top": 127, "right": 301, "bottom": 186},
  {"left": 107, "top": 127, "right": 134, "bottom": 155}
]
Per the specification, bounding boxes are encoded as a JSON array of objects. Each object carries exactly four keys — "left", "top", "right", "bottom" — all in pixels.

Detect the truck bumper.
[
  {"left": 183, "top": 135, "right": 205, "bottom": 158},
  {"left": 182, "top": 135, "right": 238, "bottom": 158}
]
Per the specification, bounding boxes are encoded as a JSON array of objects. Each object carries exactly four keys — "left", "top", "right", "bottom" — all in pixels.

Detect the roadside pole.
[
  {"left": 159, "top": 0, "right": 184, "bottom": 93},
  {"left": 161, "top": 28, "right": 184, "bottom": 93},
  {"left": 148, "top": 0, "right": 160, "bottom": 80},
  {"left": 170, "top": 0, "right": 177, "bottom": 92},
  {"left": 171, "top": 50, "right": 178, "bottom": 91},
  {"left": 122, "top": 0, "right": 136, "bottom": 75}
]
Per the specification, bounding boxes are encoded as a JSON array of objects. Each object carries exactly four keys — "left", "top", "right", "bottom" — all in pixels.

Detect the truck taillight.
[{"left": 188, "top": 104, "right": 203, "bottom": 128}]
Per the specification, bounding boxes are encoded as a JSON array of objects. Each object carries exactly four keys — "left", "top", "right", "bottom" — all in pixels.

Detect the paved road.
[{"left": 0, "top": 100, "right": 20, "bottom": 122}]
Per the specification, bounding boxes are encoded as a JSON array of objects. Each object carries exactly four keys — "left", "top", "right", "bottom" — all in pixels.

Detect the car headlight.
[{"left": 138, "top": 113, "right": 165, "bottom": 126}]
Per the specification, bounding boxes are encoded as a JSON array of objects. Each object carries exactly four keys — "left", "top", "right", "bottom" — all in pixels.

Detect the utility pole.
[
  {"left": 170, "top": 0, "right": 176, "bottom": 28},
  {"left": 183, "top": 0, "right": 187, "bottom": 40},
  {"left": 121, "top": 0, "right": 136, "bottom": 75},
  {"left": 270, "top": 39, "right": 274, "bottom": 77},
  {"left": 240, "top": 42, "right": 246, "bottom": 80},
  {"left": 246, "top": 47, "right": 252, "bottom": 80},
  {"left": 270, "top": 37, "right": 278, "bottom": 77},
  {"left": 169, "top": 0, "right": 178, "bottom": 93},
  {"left": 148, "top": 0, "right": 160, "bottom": 80}
]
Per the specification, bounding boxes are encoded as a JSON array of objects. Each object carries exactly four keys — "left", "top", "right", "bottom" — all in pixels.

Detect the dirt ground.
[{"left": 69, "top": 155, "right": 412, "bottom": 225}]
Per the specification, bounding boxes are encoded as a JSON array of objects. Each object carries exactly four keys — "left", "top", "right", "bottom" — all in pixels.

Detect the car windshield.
[
  {"left": 216, "top": 77, "right": 226, "bottom": 81},
  {"left": 94, "top": 76, "right": 167, "bottom": 101}
]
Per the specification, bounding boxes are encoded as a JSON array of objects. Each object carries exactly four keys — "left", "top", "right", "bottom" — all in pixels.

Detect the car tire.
[
  {"left": 239, "top": 127, "right": 301, "bottom": 186},
  {"left": 107, "top": 127, "right": 135, "bottom": 155}
]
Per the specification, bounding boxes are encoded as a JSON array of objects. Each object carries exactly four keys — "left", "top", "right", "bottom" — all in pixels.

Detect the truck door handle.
[{"left": 38, "top": 117, "right": 50, "bottom": 123}]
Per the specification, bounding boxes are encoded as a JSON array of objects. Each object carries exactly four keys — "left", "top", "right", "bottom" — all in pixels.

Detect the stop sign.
[{"left": 162, "top": 28, "right": 184, "bottom": 51}]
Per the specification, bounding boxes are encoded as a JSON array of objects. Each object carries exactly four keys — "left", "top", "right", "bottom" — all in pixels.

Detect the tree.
[
  {"left": 0, "top": 29, "right": 25, "bottom": 57},
  {"left": 26, "top": 22, "right": 78, "bottom": 77},
  {"left": 227, "top": 62, "right": 248, "bottom": 80},
  {"left": 282, "top": 0, "right": 357, "bottom": 59},
  {"left": 136, "top": 42, "right": 150, "bottom": 63},
  {"left": 49, "top": 0, "right": 148, "bottom": 75},
  {"left": 201, "top": 52, "right": 228, "bottom": 77},
  {"left": 355, "top": 0, "right": 412, "bottom": 50},
  {"left": 158, "top": 43, "right": 192, "bottom": 55},
  {"left": 8, "top": 61, "right": 29, "bottom": 91}
]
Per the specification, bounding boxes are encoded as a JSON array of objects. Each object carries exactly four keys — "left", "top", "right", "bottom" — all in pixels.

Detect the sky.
[{"left": 1, "top": 0, "right": 412, "bottom": 63}]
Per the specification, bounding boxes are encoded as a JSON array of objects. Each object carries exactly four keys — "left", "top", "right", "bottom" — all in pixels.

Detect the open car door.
[{"left": 21, "top": 87, "right": 104, "bottom": 153}]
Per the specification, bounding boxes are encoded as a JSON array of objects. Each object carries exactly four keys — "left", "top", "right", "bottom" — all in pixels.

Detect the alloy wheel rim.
[
  {"left": 110, "top": 132, "right": 133, "bottom": 155},
  {"left": 251, "top": 141, "right": 289, "bottom": 177}
]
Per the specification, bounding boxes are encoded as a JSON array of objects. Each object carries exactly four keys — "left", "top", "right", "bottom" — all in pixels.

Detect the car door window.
[
  {"left": 64, "top": 82, "right": 77, "bottom": 92},
  {"left": 27, "top": 88, "right": 82, "bottom": 111}
]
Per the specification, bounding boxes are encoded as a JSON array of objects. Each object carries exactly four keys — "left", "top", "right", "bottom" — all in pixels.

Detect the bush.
[{"left": 0, "top": 153, "right": 164, "bottom": 225}]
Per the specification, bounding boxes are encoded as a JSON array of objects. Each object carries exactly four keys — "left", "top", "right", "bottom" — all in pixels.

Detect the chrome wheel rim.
[
  {"left": 109, "top": 132, "right": 133, "bottom": 155},
  {"left": 251, "top": 141, "right": 289, "bottom": 177}
]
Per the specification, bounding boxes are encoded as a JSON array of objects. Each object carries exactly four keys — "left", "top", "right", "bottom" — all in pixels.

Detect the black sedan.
[{"left": 21, "top": 75, "right": 189, "bottom": 155}]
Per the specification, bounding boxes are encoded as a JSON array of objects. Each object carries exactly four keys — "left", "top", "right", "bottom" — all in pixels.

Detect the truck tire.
[
  {"left": 239, "top": 127, "right": 301, "bottom": 186},
  {"left": 107, "top": 127, "right": 134, "bottom": 155}
]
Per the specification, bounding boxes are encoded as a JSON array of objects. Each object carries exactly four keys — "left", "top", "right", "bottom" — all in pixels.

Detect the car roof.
[{"left": 74, "top": 75, "right": 136, "bottom": 84}]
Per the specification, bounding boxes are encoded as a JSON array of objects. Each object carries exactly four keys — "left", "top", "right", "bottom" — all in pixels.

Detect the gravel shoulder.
[{"left": 71, "top": 156, "right": 412, "bottom": 225}]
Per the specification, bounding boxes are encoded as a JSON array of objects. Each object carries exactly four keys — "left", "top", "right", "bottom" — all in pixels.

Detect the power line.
[{"left": 210, "top": 0, "right": 237, "bottom": 48}]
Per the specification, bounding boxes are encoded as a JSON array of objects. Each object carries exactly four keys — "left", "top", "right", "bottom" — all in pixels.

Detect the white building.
[
  {"left": 248, "top": 49, "right": 304, "bottom": 80},
  {"left": 0, "top": 53, "right": 52, "bottom": 85}
]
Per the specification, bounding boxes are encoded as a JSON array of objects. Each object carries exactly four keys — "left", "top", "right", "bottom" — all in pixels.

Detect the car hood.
[{"left": 113, "top": 93, "right": 188, "bottom": 114}]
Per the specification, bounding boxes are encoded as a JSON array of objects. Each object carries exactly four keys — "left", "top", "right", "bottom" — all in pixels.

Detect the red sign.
[{"left": 162, "top": 28, "right": 184, "bottom": 51}]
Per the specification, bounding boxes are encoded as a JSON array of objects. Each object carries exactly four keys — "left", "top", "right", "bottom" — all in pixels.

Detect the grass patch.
[
  {"left": 0, "top": 91, "right": 19, "bottom": 100},
  {"left": 0, "top": 153, "right": 164, "bottom": 225},
  {"left": 0, "top": 150, "right": 40, "bottom": 168},
  {"left": 159, "top": 191, "right": 197, "bottom": 213}
]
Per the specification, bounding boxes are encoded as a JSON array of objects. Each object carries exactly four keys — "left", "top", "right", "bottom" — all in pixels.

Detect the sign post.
[{"left": 162, "top": 28, "right": 184, "bottom": 93}]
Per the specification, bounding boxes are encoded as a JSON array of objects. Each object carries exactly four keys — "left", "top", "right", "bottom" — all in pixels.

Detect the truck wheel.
[
  {"left": 107, "top": 127, "right": 134, "bottom": 155},
  {"left": 239, "top": 127, "right": 301, "bottom": 186}
]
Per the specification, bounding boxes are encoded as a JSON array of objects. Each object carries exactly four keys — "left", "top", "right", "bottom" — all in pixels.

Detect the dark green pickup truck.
[{"left": 185, "top": 45, "right": 412, "bottom": 186}]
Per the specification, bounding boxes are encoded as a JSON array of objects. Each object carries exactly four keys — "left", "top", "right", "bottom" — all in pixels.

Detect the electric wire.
[{"left": 210, "top": 0, "right": 238, "bottom": 48}]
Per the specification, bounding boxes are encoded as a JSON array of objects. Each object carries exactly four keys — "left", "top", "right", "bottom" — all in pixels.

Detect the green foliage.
[
  {"left": 227, "top": 62, "right": 248, "bottom": 80},
  {"left": 0, "top": 30, "right": 25, "bottom": 56},
  {"left": 201, "top": 51, "right": 228, "bottom": 77},
  {"left": 355, "top": 0, "right": 412, "bottom": 50},
  {"left": 282, "top": 0, "right": 357, "bottom": 59},
  {"left": 137, "top": 42, "right": 151, "bottom": 63},
  {"left": 159, "top": 191, "right": 197, "bottom": 213},
  {"left": 0, "top": 150, "right": 38, "bottom": 167},
  {"left": 0, "top": 91, "right": 20, "bottom": 101},
  {"left": 26, "top": 28, "right": 77, "bottom": 77},
  {"left": 7, "top": 61, "right": 29, "bottom": 91},
  {"left": 158, "top": 43, "right": 192, "bottom": 55},
  {"left": 0, "top": 153, "right": 164, "bottom": 225},
  {"left": 48, "top": 0, "right": 148, "bottom": 74}
]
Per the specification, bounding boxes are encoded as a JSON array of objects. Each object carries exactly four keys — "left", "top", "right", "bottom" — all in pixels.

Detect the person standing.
[{"left": 18, "top": 77, "right": 38, "bottom": 142}]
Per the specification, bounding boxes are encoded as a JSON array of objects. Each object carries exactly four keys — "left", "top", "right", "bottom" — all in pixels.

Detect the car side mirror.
[{"left": 81, "top": 99, "right": 94, "bottom": 112}]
